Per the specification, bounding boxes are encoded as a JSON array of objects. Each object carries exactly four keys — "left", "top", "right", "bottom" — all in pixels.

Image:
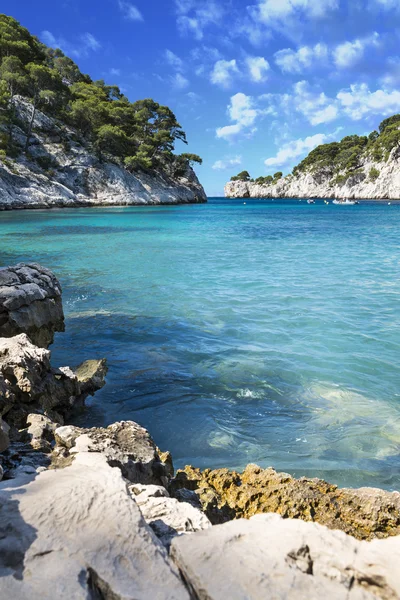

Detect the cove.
[{"left": 1, "top": 198, "right": 399, "bottom": 490}]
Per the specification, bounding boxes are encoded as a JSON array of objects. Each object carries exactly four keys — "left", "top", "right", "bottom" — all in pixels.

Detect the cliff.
[
  {"left": 225, "top": 121, "right": 400, "bottom": 200},
  {"left": 0, "top": 98, "right": 206, "bottom": 209}
]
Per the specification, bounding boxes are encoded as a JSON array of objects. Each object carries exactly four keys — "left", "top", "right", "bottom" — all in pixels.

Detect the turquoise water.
[{"left": 1, "top": 198, "right": 399, "bottom": 490}]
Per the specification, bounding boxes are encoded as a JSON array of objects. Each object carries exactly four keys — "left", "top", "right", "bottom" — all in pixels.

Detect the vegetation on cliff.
[
  {"left": 229, "top": 115, "right": 400, "bottom": 188},
  {"left": 0, "top": 14, "right": 202, "bottom": 175}
]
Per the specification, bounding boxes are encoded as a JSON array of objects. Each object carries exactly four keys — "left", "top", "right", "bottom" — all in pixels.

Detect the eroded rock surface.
[
  {"left": 0, "top": 263, "right": 64, "bottom": 347},
  {"left": 0, "top": 451, "right": 190, "bottom": 600},
  {"left": 54, "top": 421, "right": 172, "bottom": 486},
  {"left": 171, "top": 513, "right": 400, "bottom": 600},
  {"left": 170, "top": 464, "right": 400, "bottom": 540},
  {"left": 0, "top": 334, "right": 107, "bottom": 428}
]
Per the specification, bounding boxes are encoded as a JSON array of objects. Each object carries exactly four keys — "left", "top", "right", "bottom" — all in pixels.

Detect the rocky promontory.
[
  {"left": 0, "top": 98, "right": 206, "bottom": 210},
  {"left": 1, "top": 263, "right": 400, "bottom": 599}
]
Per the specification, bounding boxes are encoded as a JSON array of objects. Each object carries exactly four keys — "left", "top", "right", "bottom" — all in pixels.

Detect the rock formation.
[
  {"left": 225, "top": 148, "right": 400, "bottom": 200},
  {"left": 171, "top": 513, "right": 400, "bottom": 600},
  {"left": 0, "top": 98, "right": 207, "bottom": 209},
  {"left": 0, "top": 263, "right": 64, "bottom": 347},
  {"left": 170, "top": 464, "right": 400, "bottom": 541}
]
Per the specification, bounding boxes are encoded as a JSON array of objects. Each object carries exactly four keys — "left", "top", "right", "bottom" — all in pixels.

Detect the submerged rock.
[
  {"left": 0, "top": 263, "right": 64, "bottom": 348},
  {"left": 171, "top": 513, "right": 400, "bottom": 600},
  {"left": 170, "top": 464, "right": 400, "bottom": 541}
]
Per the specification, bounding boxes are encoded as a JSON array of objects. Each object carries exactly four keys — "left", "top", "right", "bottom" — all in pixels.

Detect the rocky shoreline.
[{"left": 1, "top": 263, "right": 400, "bottom": 598}]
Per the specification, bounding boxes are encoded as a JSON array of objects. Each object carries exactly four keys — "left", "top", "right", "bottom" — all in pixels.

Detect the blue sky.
[{"left": 3, "top": 0, "right": 400, "bottom": 195}]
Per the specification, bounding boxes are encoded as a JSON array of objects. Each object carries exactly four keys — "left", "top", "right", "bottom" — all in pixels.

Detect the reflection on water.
[{"left": 0, "top": 199, "right": 399, "bottom": 490}]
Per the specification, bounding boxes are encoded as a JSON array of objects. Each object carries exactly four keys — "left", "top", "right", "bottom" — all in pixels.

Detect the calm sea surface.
[{"left": 1, "top": 198, "right": 399, "bottom": 490}]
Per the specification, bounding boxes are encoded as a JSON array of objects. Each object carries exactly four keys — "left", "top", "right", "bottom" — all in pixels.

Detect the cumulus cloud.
[
  {"left": 264, "top": 132, "right": 336, "bottom": 167},
  {"left": 337, "top": 83, "right": 400, "bottom": 120},
  {"left": 210, "top": 59, "right": 239, "bottom": 88},
  {"left": 246, "top": 56, "right": 270, "bottom": 82},
  {"left": 175, "top": 0, "right": 223, "bottom": 40},
  {"left": 253, "top": 0, "right": 338, "bottom": 26},
  {"left": 212, "top": 156, "right": 242, "bottom": 170},
  {"left": 216, "top": 92, "right": 267, "bottom": 140},
  {"left": 333, "top": 32, "right": 379, "bottom": 69},
  {"left": 41, "top": 30, "right": 101, "bottom": 58},
  {"left": 118, "top": 1, "right": 143, "bottom": 21},
  {"left": 275, "top": 43, "right": 328, "bottom": 73}
]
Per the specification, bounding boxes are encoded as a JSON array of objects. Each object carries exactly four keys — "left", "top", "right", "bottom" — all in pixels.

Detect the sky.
[{"left": 3, "top": 0, "right": 400, "bottom": 196}]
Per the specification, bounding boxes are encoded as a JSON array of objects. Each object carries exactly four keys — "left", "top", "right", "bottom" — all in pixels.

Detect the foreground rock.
[
  {"left": 170, "top": 464, "right": 400, "bottom": 541},
  {"left": 0, "top": 263, "right": 64, "bottom": 348},
  {"left": 171, "top": 513, "right": 400, "bottom": 600},
  {"left": 0, "top": 451, "right": 190, "bottom": 599},
  {"left": 0, "top": 334, "right": 107, "bottom": 430}
]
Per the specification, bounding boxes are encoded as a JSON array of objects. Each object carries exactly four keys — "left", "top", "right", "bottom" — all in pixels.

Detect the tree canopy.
[{"left": 0, "top": 13, "right": 201, "bottom": 173}]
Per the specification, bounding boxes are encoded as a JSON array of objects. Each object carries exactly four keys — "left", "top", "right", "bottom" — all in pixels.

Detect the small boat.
[
  {"left": 333, "top": 198, "right": 356, "bottom": 206},
  {"left": 307, "top": 199, "right": 315, "bottom": 204}
]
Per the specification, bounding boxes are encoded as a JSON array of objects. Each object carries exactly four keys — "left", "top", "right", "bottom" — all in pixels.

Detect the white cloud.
[
  {"left": 165, "top": 49, "right": 184, "bottom": 71},
  {"left": 212, "top": 156, "right": 242, "bottom": 170},
  {"left": 171, "top": 73, "right": 190, "bottom": 89},
  {"left": 216, "top": 93, "right": 263, "bottom": 140},
  {"left": 333, "top": 32, "right": 379, "bottom": 69},
  {"left": 264, "top": 132, "right": 335, "bottom": 167},
  {"left": 275, "top": 43, "right": 328, "bottom": 73},
  {"left": 372, "top": 0, "right": 399, "bottom": 8},
  {"left": 118, "top": 1, "right": 143, "bottom": 21},
  {"left": 246, "top": 56, "right": 270, "bottom": 82},
  {"left": 110, "top": 68, "right": 121, "bottom": 76},
  {"left": 337, "top": 83, "right": 400, "bottom": 120},
  {"left": 293, "top": 81, "right": 339, "bottom": 125},
  {"left": 210, "top": 59, "right": 239, "bottom": 88},
  {"left": 175, "top": 1, "right": 223, "bottom": 40},
  {"left": 41, "top": 30, "right": 101, "bottom": 58},
  {"left": 81, "top": 33, "right": 101, "bottom": 51},
  {"left": 254, "top": 0, "right": 338, "bottom": 25}
]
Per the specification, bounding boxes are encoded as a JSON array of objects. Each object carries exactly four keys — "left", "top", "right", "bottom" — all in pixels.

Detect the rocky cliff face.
[
  {"left": 0, "top": 98, "right": 207, "bottom": 209},
  {"left": 225, "top": 149, "right": 400, "bottom": 200}
]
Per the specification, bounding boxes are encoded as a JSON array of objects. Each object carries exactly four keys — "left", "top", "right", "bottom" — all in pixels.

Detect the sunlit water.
[{"left": 1, "top": 198, "right": 399, "bottom": 490}]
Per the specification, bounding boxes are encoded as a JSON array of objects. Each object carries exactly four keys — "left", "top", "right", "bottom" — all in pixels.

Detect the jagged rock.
[
  {"left": 0, "top": 263, "right": 64, "bottom": 348},
  {"left": 170, "top": 464, "right": 400, "bottom": 540},
  {"left": 54, "top": 421, "right": 172, "bottom": 486},
  {"left": 130, "top": 483, "right": 212, "bottom": 548},
  {"left": 0, "top": 418, "right": 9, "bottom": 453},
  {"left": 0, "top": 451, "right": 190, "bottom": 599},
  {"left": 75, "top": 359, "right": 108, "bottom": 396},
  {"left": 0, "top": 334, "right": 107, "bottom": 428},
  {"left": 24, "top": 414, "right": 58, "bottom": 453},
  {"left": 171, "top": 513, "right": 400, "bottom": 600},
  {"left": 0, "top": 97, "right": 206, "bottom": 209}
]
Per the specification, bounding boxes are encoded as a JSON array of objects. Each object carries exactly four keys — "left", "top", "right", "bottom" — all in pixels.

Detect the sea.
[{"left": 1, "top": 197, "right": 399, "bottom": 490}]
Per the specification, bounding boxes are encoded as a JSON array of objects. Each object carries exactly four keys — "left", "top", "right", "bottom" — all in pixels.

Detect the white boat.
[
  {"left": 333, "top": 198, "right": 356, "bottom": 206},
  {"left": 307, "top": 199, "right": 315, "bottom": 204}
]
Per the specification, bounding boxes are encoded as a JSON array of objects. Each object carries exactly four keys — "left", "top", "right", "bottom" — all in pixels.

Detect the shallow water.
[{"left": 1, "top": 198, "right": 399, "bottom": 490}]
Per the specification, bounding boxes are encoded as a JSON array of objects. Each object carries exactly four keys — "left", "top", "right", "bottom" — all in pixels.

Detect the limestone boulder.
[
  {"left": 170, "top": 464, "right": 400, "bottom": 540},
  {"left": 54, "top": 420, "right": 172, "bottom": 486},
  {"left": 0, "top": 451, "right": 190, "bottom": 599},
  {"left": 0, "top": 263, "right": 64, "bottom": 348},
  {"left": 171, "top": 513, "right": 400, "bottom": 600},
  {"left": 131, "top": 483, "right": 211, "bottom": 548},
  {"left": 0, "top": 334, "right": 107, "bottom": 428}
]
